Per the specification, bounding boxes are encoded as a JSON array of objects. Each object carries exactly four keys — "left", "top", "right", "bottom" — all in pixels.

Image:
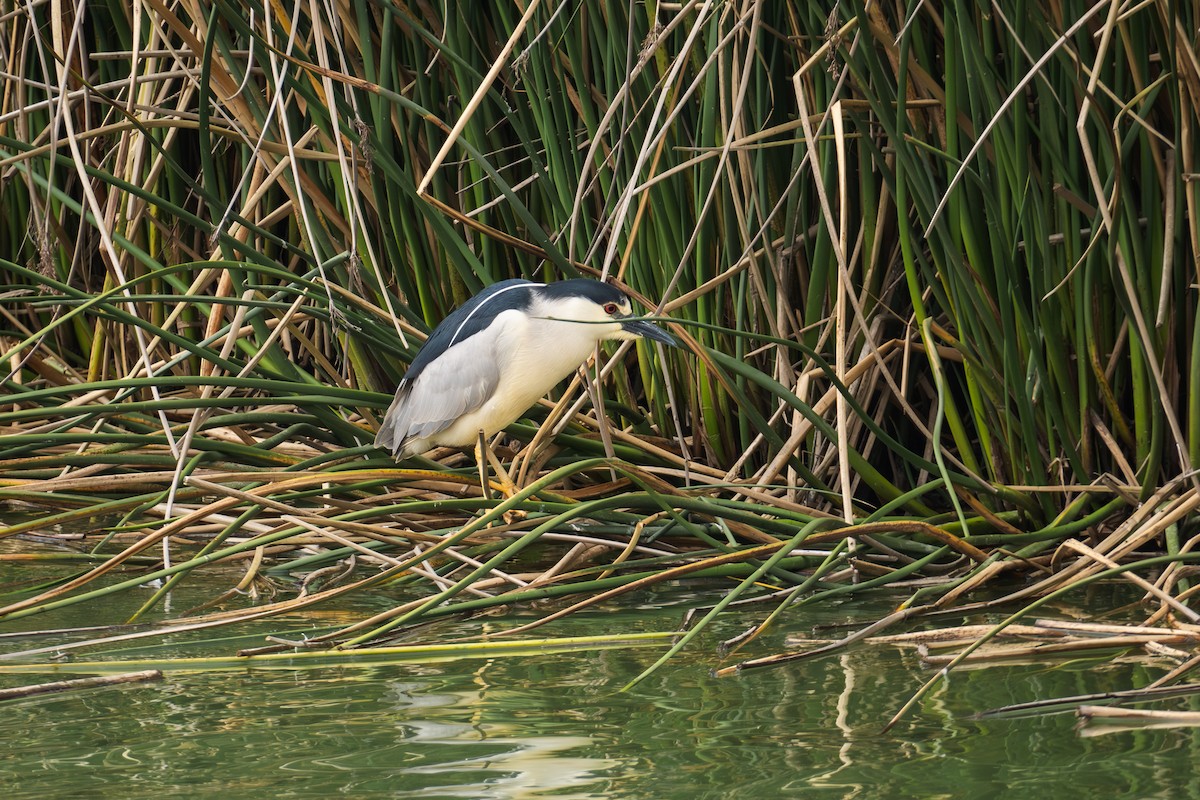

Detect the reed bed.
[{"left": 1, "top": 1, "right": 1198, "bottom": 725}]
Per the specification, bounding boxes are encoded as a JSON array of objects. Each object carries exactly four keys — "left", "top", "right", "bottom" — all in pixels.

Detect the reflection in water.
[
  {"left": 398, "top": 731, "right": 610, "bottom": 799},
  {"left": 0, "top": 584, "right": 1198, "bottom": 799},
  {"left": 806, "top": 652, "right": 863, "bottom": 796},
  {"left": 375, "top": 680, "right": 616, "bottom": 798}
]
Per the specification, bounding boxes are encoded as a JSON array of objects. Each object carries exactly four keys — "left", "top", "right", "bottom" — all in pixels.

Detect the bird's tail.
[{"left": 373, "top": 384, "right": 410, "bottom": 457}]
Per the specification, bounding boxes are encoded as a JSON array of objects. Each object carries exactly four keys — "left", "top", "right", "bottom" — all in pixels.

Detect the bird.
[{"left": 375, "top": 278, "right": 678, "bottom": 458}]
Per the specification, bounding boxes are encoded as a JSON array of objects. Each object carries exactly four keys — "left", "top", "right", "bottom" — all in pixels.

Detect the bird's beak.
[{"left": 621, "top": 317, "right": 679, "bottom": 347}]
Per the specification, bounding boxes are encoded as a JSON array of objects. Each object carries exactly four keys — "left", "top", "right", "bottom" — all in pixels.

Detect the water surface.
[{"left": 0, "top": 568, "right": 1195, "bottom": 798}]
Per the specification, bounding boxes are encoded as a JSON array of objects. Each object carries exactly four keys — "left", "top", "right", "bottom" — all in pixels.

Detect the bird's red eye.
[{"left": 603, "top": 302, "right": 619, "bottom": 315}]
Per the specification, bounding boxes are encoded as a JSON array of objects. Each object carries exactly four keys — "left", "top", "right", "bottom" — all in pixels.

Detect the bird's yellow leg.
[
  {"left": 475, "top": 430, "right": 492, "bottom": 503},
  {"left": 486, "top": 438, "right": 521, "bottom": 499},
  {"left": 475, "top": 430, "right": 520, "bottom": 496},
  {"left": 476, "top": 429, "right": 525, "bottom": 522}
]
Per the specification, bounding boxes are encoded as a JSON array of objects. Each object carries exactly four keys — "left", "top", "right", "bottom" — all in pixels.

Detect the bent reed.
[{"left": 1, "top": 2, "right": 1197, "bottom": 720}]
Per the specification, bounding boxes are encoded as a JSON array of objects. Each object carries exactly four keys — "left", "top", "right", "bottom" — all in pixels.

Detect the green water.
[{"left": 1, "top": 575, "right": 1196, "bottom": 799}]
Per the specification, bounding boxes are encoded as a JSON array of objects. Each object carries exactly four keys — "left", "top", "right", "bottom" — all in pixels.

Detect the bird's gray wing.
[{"left": 374, "top": 338, "right": 501, "bottom": 454}]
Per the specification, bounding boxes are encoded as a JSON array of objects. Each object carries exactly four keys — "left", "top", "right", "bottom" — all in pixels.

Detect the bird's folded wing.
[{"left": 374, "top": 338, "right": 501, "bottom": 451}]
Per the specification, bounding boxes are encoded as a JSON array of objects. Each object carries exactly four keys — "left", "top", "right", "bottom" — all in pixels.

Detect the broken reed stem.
[{"left": 0, "top": 671, "right": 164, "bottom": 701}]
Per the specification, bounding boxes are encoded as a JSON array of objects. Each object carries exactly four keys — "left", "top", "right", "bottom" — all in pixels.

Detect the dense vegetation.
[{"left": 2, "top": 1, "right": 1198, "bottom": 721}]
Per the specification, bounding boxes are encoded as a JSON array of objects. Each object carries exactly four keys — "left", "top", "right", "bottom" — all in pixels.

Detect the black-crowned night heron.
[{"left": 375, "top": 278, "right": 677, "bottom": 458}]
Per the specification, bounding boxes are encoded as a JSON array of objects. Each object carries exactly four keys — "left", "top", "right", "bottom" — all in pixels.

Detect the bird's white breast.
[{"left": 428, "top": 306, "right": 613, "bottom": 447}]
